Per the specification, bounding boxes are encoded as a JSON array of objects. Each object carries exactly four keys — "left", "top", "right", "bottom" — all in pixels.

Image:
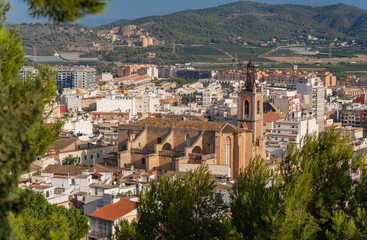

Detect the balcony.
[{"left": 88, "top": 231, "right": 108, "bottom": 239}]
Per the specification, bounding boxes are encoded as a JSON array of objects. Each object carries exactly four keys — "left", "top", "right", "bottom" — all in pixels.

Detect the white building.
[
  {"left": 63, "top": 119, "right": 93, "bottom": 137},
  {"left": 18, "top": 66, "right": 38, "bottom": 80},
  {"left": 296, "top": 76, "right": 325, "bottom": 132},
  {"left": 266, "top": 118, "right": 318, "bottom": 157},
  {"left": 60, "top": 90, "right": 83, "bottom": 111},
  {"left": 96, "top": 96, "right": 135, "bottom": 115},
  {"left": 196, "top": 82, "right": 223, "bottom": 106},
  {"left": 87, "top": 198, "right": 137, "bottom": 239}
]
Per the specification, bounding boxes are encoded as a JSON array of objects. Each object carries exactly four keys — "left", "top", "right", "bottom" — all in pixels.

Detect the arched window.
[
  {"left": 226, "top": 137, "right": 231, "bottom": 166},
  {"left": 162, "top": 143, "right": 172, "bottom": 151},
  {"left": 185, "top": 134, "right": 191, "bottom": 148},
  {"left": 209, "top": 136, "right": 215, "bottom": 154},
  {"left": 257, "top": 100, "right": 260, "bottom": 115},
  {"left": 244, "top": 100, "right": 250, "bottom": 118}
]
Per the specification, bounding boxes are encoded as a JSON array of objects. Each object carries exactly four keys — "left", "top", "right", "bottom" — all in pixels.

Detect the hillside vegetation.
[
  {"left": 96, "top": 2, "right": 367, "bottom": 44},
  {"left": 10, "top": 1, "right": 367, "bottom": 63}
]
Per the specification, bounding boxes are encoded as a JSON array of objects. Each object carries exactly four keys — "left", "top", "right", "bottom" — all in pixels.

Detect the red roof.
[
  {"left": 354, "top": 97, "right": 365, "bottom": 104},
  {"left": 263, "top": 112, "right": 281, "bottom": 127},
  {"left": 89, "top": 199, "right": 136, "bottom": 221},
  {"left": 92, "top": 172, "right": 103, "bottom": 178},
  {"left": 60, "top": 105, "right": 66, "bottom": 113}
]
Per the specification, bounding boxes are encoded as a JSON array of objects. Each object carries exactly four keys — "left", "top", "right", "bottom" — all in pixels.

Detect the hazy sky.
[{"left": 7, "top": 0, "right": 367, "bottom": 24}]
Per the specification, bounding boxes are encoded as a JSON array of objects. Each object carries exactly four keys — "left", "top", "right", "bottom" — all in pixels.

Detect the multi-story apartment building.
[
  {"left": 266, "top": 118, "right": 318, "bottom": 156},
  {"left": 217, "top": 69, "right": 337, "bottom": 87},
  {"left": 217, "top": 69, "right": 264, "bottom": 81},
  {"left": 18, "top": 66, "right": 38, "bottom": 80},
  {"left": 296, "top": 76, "right": 325, "bottom": 132},
  {"left": 340, "top": 109, "right": 363, "bottom": 128},
  {"left": 196, "top": 83, "right": 223, "bottom": 106},
  {"left": 117, "top": 65, "right": 158, "bottom": 78},
  {"left": 176, "top": 69, "right": 213, "bottom": 79},
  {"left": 157, "top": 66, "right": 175, "bottom": 79},
  {"left": 55, "top": 66, "right": 96, "bottom": 92}
]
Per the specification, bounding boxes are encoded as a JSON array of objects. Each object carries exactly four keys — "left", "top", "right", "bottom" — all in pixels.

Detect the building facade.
[{"left": 55, "top": 66, "right": 96, "bottom": 92}]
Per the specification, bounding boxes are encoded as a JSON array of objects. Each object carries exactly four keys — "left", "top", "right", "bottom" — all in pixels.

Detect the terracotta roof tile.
[
  {"left": 42, "top": 165, "right": 89, "bottom": 175},
  {"left": 48, "top": 138, "right": 77, "bottom": 152},
  {"left": 89, "top": 199, "right": 136, "bottom": 221},
  {"left": 263, "top": 112, "right": 282, "bottom": 127},
  {"left": 29, "top": 163, "right": 42, "bottom": 172},
  {"left": 131, "top": 117, "right": 246, "bottom": 132}
]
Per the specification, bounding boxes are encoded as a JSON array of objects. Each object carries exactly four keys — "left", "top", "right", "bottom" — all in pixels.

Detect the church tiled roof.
[{"left": 131, "top": 117, "right": 248, "bottom": 133}]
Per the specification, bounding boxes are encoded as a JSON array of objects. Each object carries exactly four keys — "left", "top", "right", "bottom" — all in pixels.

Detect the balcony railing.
[{"left": 88, "top": 231, "right": 108, "bottom": 239}]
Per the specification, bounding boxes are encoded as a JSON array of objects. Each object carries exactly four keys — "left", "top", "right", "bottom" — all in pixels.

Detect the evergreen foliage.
[
  {"left": 23, "top": 0, "right": 108, "bottom": 22},
  {"left": 0, "top": 0, "right": 104, "bottom": 238},
  {"left": 231, "top": 129, "right": 366, "bottom": 239},
  {"left": 114, "top": 166, "right": 240, "bottom": 240},
  {"left": 62, "top": 155, "right": 82, "bottom": 166},
  {"left": 9, "top": 190, "right": 89, "bottom": 240}
]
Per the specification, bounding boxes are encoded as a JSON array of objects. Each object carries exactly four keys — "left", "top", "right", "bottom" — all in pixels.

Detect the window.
[
  {"left": 226, "top": 137, "right": 231, "bottom": 166},
  {"left": 257, "top": 100, "right": 260, "bottom": 115},
  {"left": 157, "top": 137, "right": 162, "bottom": 144},
  {"left": 185, "top": 134, "right": 191, "bottom": 148},
  {"left": 142, "top": 158, "right": 146, "bottom": 165},
  {"left": 209, "top": 137, "right": 215, "bottom": 154},
  {"left": 97, "top": 153, "right": 100, "bottom": 159},
  {"left": 84, "top": 156, "right": 87, "bottom": 161},
  {"left": 244, "top": 100, "right": 250, "bottom": 118},
  {"left": 91, "top": 155, "right": 93, "bottom": 160}
]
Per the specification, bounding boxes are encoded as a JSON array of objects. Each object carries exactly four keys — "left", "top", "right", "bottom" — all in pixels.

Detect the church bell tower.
[{"left": 237, "top": 57, "right": 264, "bottom": 157}]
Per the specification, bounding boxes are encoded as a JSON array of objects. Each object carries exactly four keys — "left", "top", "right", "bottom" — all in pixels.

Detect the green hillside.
[{"left": 96, "top": 2, "right": 367, "bottom": 44}]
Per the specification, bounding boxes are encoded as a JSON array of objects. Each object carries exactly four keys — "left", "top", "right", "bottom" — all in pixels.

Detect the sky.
[{"left": 7, "top": 0, "right": 367, "bottom": 26}]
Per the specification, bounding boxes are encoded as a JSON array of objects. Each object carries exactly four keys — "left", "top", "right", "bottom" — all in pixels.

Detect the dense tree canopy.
[
  {"left": 114, "top": 166, "right": 240, "bottom": 240},
  {"left": 231, "top": 130, "right": 367, "bottom": 239},
  {"left": 9, "top": 190, "right": 89, "bottom": 240},
  {"left": 0, "top": 0, "right": 105, "bottom": 238}
]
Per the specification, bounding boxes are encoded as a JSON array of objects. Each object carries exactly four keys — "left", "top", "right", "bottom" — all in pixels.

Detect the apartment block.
[{"left": 55, "top": 66, "right": 96, "bottom": 92}]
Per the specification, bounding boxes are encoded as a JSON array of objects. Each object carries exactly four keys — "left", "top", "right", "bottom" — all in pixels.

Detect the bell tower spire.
[{"left": 237, "top": 57, "right": 265, "bottom": 158}]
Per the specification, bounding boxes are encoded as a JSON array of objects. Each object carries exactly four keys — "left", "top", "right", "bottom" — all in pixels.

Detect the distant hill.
[
  {"left": 10, "top": 23, "right": 111, "bottom": 55},
  {"left": 11, "top": 1, "right": 367, "bottom": 58},
  {"left": 95, "top": 1, "right": 367, "bottom": 44}
]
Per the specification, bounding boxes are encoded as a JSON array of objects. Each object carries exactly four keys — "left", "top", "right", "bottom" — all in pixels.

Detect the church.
[{"left": 117, "top": 58, "right": 265, "bottom": 178}]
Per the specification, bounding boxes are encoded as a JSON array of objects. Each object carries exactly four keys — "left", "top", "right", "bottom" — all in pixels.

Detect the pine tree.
[
  {"left": 230, "top": 157, "right": 280, "bottom": 239},
  {"left": 281, "top": 130, "right": 363, "bottom": 238},
  {"left": 8, "top": 190, "right": 90, "bottom": 240},
  {"left": 0, "top": 0, "right": 105, "bottom": 238},
  {"left": 115, "top": 166, "right": 239, "bottom": 240}
]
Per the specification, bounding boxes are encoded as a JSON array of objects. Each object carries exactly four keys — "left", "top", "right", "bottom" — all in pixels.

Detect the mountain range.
[
  {"left": 12, "top": 1, "right": 367, "bottom": 55},
  {"left": 95, "top": 1, "right": 367, "bottom": 44}
]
